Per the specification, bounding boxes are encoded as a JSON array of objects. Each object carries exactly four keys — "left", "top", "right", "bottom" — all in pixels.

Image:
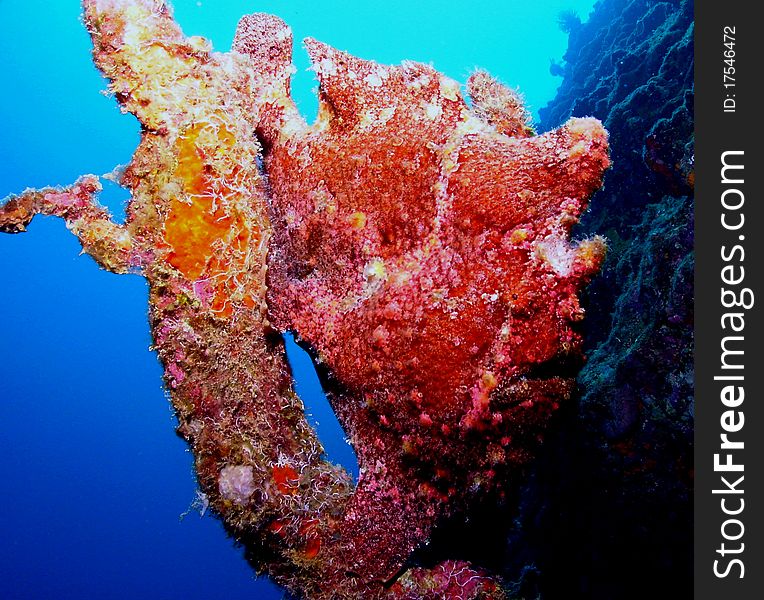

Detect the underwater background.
[{"left": 0, "top": 1, "right": 693, "bottom": 598}]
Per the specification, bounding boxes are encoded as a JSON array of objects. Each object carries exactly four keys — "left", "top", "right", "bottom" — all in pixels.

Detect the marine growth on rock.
[{"left": 0, "top": 1, "right": 609, "bottom": 598}]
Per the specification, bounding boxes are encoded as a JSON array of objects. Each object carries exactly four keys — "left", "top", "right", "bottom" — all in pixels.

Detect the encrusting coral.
[{"left": 0, "top": 1, "right": 609, "bottom": 598}]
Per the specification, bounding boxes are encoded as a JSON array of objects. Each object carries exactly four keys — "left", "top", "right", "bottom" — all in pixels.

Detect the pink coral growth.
[{"left": 218, "top": 465, "right": 256, "bottom": 506}]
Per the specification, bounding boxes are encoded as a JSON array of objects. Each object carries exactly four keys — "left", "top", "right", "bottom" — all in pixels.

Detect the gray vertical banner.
[{"left": 696, "top": 1, "right": 762, "bottom": 598}]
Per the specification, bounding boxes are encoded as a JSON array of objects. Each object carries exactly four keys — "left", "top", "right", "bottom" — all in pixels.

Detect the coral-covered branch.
[
  {"left": 83, "top": 0, "right": 206, "bottom": 131},
  {"left": 0, "top": 176, "right": 134, "bottom": 273},
  {"left": 0, "top": 2, "right": 610, "bottom": 598}
]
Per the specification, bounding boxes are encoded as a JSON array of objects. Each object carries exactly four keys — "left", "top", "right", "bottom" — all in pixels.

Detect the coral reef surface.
[{"left": 494, "top": 1, "right": 693, "bottom": 598}]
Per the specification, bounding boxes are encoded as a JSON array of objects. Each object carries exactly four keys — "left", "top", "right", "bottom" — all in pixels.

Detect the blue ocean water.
[{"left": 0, "top": 1, "right": 595, "bottom": 598}]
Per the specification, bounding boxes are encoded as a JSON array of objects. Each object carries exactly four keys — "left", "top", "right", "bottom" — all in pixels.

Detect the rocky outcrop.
[{"left": 503, "top": 1, "right": 694, "bottom": 598}]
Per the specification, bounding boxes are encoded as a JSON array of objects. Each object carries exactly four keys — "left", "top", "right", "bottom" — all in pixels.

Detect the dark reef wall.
[{"left": 504, "top": 1, "right": 694, "bottom": 598}]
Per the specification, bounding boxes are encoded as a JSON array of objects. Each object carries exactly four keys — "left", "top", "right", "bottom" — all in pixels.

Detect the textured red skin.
[
  {"left": 1, "top": 4, "right": 609, "bottom": 599},
  {"left": 258, "top": 24, "right": 609, "bottom": 586},
  {"left": 263, "top": 43, "right": 609, "bottom": 434}
]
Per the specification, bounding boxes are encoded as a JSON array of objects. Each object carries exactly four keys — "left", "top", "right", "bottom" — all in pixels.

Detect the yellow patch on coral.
[
  {"left": 164, "top": 121, "right": 258, "bottom": 315},
  {"left": 165, "top": 196, "right": 233, "bottom": 280}
]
